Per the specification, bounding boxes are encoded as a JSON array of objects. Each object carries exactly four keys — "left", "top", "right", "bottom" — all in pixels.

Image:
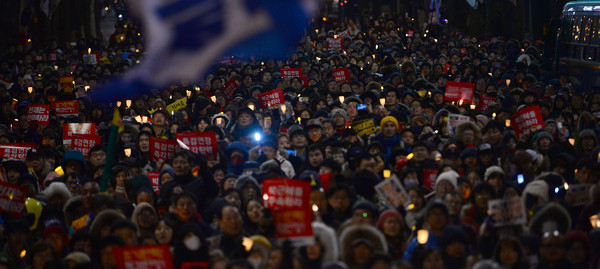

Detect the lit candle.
[
  {"left": 569, "top": 138, "right": 575, "bottom": 145},
  {"left": 210, "top": 96, "right": 217, "bottom": 103},
  {"left": 312, "top": 204, "right": 319, "bottom": 212},
  {"left": 380, "top": 98, "right": 386, "bottom": 106},
  {"left": 281, "top": 105, "right": 287, "bottom": 113},
  {"left": 459, "top": 99, "right": 463, "bottom": 106},
  {"left": 117, "top": 101, "right": 122, "bottom": 107},
  {"left": 248, "top": 104, "right": 255, "bottom": 111},
  {"left": 216, "top": 118, "right": 223, "bottom": 125},
  {"left": 186, "top": 90, "right": 192, "bottom": 97},
  {"left": 506, "top": 79, "right": 511, "bottom": 86},
  {"left": 492, "top": 113, "right": 496, "bottom": 120},
  {"left": 242, "top": 237, "right": 253, "bottom": 251},
  {"left": 28, "top": 87, "right": 33, "bottom": 94},
  {"left": 339, "top": 96, "right": 345, "bottom": 103},
  {"left": 505, "top": 119, "right": 510, "bottom": 127},
  {"left": 417, "top": 230, "right": 429, "bottom": 244},
  {"left": 84, "top": 85, "right": 90, "bottom": 91},
  {"left": 124, "top": 148, "right": 131, "bottom": 157},
  {"left": 126, "top": 100, "right": 131, "bottom": 108},
  {"left": 470, "top": 104, "right": 476, "bottom": 110},
  {"left": 383, "top": 170, "right": 391, "bottom": 178}
]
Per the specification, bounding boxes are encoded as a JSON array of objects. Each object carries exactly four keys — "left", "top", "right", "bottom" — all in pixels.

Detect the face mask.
[
  {"left": 231, "top": 155, "right": 244, "bottom": 166},
  {"left": 404, "top": 179, "right": 418, "bottom": 188},
  {"left": 247, "top": 258, "right": 262, "bottom": 269},
  {"left": 184, "top": 235, "right": 201, "bottom": 251}
]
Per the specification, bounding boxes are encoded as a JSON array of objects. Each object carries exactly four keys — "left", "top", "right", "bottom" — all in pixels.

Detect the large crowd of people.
[{"left": 0, "top": 7, "right": 599, "bottom": 269}]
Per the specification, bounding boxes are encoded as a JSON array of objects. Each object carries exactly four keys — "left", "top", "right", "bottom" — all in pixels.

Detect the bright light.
[
  {"left": 124, "top": 148, "right": 131, "bottom": 157},
  {"left": 339, "top": 96, "right": 345, "bottom": 103},
  {"left": 417, "top": 230, "right": 429, "bottom": 244},
  {"left": 211, "top": 96, "right": 217, "bottom": 103},
  {"left": 380, "top": 98, "right": 386, "bottom": 106},
  {"left": 242, "top": 237, "right": 253, "bottom": 251},
  {"left": 254, "top": 132, "right": 261, "bottom": 142},
  {"left": 126, "top": 100, "right": 131, "bottom": 108},
  {"left": 312, "top": 204, "right": 319, "bottom": 212},
  {"left": 407, "top": 153, "right": 414, "bottom": 160},
  {"left": 383, "top": 170, "right": 391, "bottom": 178},
  {"left": 248, "top": 104, "right": 255, "bottom": 111},
  {"left": 505, "top": 120, "right": 511, "bottom": 127},
  {"left": 263, "top": 193, "right": 269, "bottom": 200}
]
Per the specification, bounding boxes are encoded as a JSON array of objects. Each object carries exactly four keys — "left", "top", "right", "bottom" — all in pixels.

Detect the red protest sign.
[
  {"left": 423, "top": 168, "right": 439, "bottom": 190},
  {"left": 478, "top": 96, "right": 495, "bottom": 111},
  {"left": 59, "top": 75, "right": 74, "bottom": 92},
  {"left": 326, "top": 38, "right": 343, "bottom": 50},
  {"left": 51, "top": 100, "right": 79, "bottom": 117},
  {"left": 0, "top": 143, "right": 36, "bottom": 160},
  {"left": 406, "top": 30, "right": 415, "bottom": 37},
  {"left": 272, "top": 209, "right": 314, "bottom": 246},
  {"left": 262, "top": 179, "right": 310, "bottom": 211},
  {"left": 510, "top": 105, "right": 545, "bottom": 139},
  {"left": 444, "top": 81, "right": 474, "bottom": 103},
  {"left": 26, "top": 105, "right": 50, "bottom": 124},
  {"left": 331, "top": 67, "right": 350, "bottom": 83},
  {"left": 147, "top": 172, "right": 160, "bottom": 194},
  {"left": 338, "top": 29, "right": 351, "bottom": 38},
  {"left": 71, "top": 134, "right": 101, "bottom": 157},
  {"left": 0, "top": 181, "right": 29, "bottom": 217},
  {"left": 222, "top": 77, "right": 238, "bottom": 102},
  {"left": 149, "top": 137, "right": 178, "bottom": 161},
  {"left": 181, "top": 262, "right": 209, "bottom": 269},
  {"left": 63, "top": 123, "right": 96, "bottom": 146},
  {"left": 113, "top": 244, "right": 174, "bottom": 269},
  {"left": 459, "top": 83, "right": 475, "bottom": 103},
  {"left": 258, "top": 88, "right": 284, "bottom": 109},
  {"left": 176, "top": 132, "right": 218, "bottom": 160},
  {"left": 280, "top": 68, "right": 303, "bottom": 78}
]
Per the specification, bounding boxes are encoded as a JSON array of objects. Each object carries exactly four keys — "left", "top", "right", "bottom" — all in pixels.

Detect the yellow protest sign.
[
  {"left": 166, "top": 97, "right": 187, "bottom": 114},
  {"left": 350, "top": 118, "right": 376, "bottom": 137}
]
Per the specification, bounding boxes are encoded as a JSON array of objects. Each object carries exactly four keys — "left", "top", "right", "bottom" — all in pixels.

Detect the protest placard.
[
  {"left": 149, "top": 137, "right": 177, "bottom": 161},
  {"left": 280, "top": 68, "right": 303, "bottom": 78},
  {"left": 510, "top": 105, "right": 545, "bottom": 139},
  {"left": 51, "top": 100, "right": 79, "bottom": 117},
  {"left": 71, "top": 134, "right": 102, "bottom": 157},
  {"left": 26, "top": 105, "right": 50, "bottom": 124},
  {"left": 59, "top": 75, "right": 74, "bottom": 92},
  {"left": 566, "top": 184, "right": 592, "bottom": 206},
  {"left": 272, "top": 209, "right": 314, "bottom": 247},
  {"left": 63, "top": 123, "right": 96, "bottom": 146},
  {"left": 478, "top": 96, "right": 495, "bottom": 111},
  {"left": 423, "top": 168, "right": 439, "bottom": 190},
  {"left": 147, "top": 172, "right": 160, "bottom": 194},
  {"left": 375, "top": 175, "right": 410, "bottom": 207},
  {"left": 222, "top": 77, "right": 238, "bottom": 102},
  {"left": 0, "top": 181, "right": 28, "bottom": 217},
  {"left": 447, "top": 113, "right": 472, "bottom": 130},
  {"left": 331, "top": 67, "right": 350, "bottom": 82},
  {"left": 351, "top": 118, "right": 376, "bottom": 137},
  {"left": 113, "top": 244, "right": 174, "bottom": 269},
  {"left": 176, "top": 132, "right": 218, "bottom": 160},
  {"left": 262, "top": 179, "right": 310, "bottom": 211},
  {"left": 326, "top": 38, "right": 343, "bottom": 50},
  {"left": 258, "top": 88, "right": 284, "bottom": 109},
  {"left": 488, "top": 196, "right": 527, "bottom": 227},
  {"left": 0, "top": 143, "right": 36, "bottom": 160},
  {"left": 166, "top": 97, "right": 187, "bottom": 114}
]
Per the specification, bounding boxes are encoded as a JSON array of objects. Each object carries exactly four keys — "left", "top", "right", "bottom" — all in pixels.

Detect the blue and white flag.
[{"left": 92, "top": 0, "right": 319, "bottom": 102}]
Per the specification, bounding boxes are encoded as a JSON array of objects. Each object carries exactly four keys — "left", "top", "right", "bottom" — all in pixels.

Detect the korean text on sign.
[
  {"left": 0, "top": 181, "right": 29, "bottom": 217},
  {"left": 71, "top": 134, "right": 102, "bottom": 157},
  {"left": 176, "top": 132, "right": 218, "bottom": 160},
  {"left": 258, "top": 88, "right": 284, "bottom": 109},
  {"left": 149, "top": 137, "right": 178, "bottom": 161},
  {"left": 262, "top": 179, "right": 310, "bottom": 211},
  {"left": 331, "top": 67, "right": 349, "bottom": 83},
  {"left": 0, "top": 143, "right": 36, "bottom": 160},
  {"left": 113, "top": 244, "right": 174, "bottom": 269},
  {"left": 510, "top": 105, "right": 545, "bottom": 139},
  {"left": 26, "top": 105, "right": 50, "bottom": 124}
]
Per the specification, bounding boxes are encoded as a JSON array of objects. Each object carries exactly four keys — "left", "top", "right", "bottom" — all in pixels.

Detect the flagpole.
[{"left": 101, "top": 108, "right": 121, "bottom": 192}]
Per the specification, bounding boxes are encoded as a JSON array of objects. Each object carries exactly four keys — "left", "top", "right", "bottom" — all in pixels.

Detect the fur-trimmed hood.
[
  {"left": 455, "top": 121, "right": 482, "bottom": 146},
  {"left": 339, "top": 224, "right": 388, "bottom": 266},
  {"left": 528, "top": 202, "right": 571, "bottom": 237},
  {"left": 89, "top": 209, "right": 126, "bottom": 239},
  {"left": 312, "top": 222, "right": 339, "bottom": 264}
]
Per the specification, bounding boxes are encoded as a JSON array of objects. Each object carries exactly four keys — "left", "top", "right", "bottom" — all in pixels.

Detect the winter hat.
[
  {"left": 535, "top": 131, "right": 554, "bottom": 143},
  {"left": 331, "top": 108, "right": 348, "bottom": 121},
  {"left": 436, "top": 170, "right": 459, "bottom": 189},
  {"left": 376, "top": 209, "right": 404, "bottom": 230},
  {"left": 380, "top": 116, "right": 400, "bottom": 132},
  {"left": 484, "top": 166, "right": 504, "bottom": 182},
  {"left": 521, "top": 180, "right": 549, "bottom": 205}
]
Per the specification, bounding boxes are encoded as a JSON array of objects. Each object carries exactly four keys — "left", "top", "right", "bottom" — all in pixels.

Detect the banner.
[
  {"left": 423, "top": 168, "right": 439, "bottom": 190},
  {"left": 447, "top": 113, "right": 471, "bottom": 130},
  {"left": 566, "top": 184, "right": 592, "bottom": 206},
  {"left": 280, "top": 68, "right": 303, "bottom": 78},
  {"left": 262, "top": 179, "right": 310, "bottom": 210},
  {"left": 331, "top": 67, "right": 350, "bottom": 83},
  {"left": 0, "top": 143, "right": 36, "bottom": 160},
  {"left": 350, "top": 118, "right": 376, "bottom": 137},
  {"left": 147, "top": 172, "right": 160, "bottom": 194},
  {"left": 71, "top": 134, "right": 102, "bottom": 157},
  {"left": 444, "top": 81, "right": 474, "bottom": 103},
  {"left": 63, "top": 123, "right": 96, "bottom": 146},
  {"left": 478, "top": 96, "right": 495, "bottom": 111},
  {"left": 510, "top": 105, "right": 544, "bottom": 139},
  {"left": 51, "top": 100, "right": 79, "bottom": 117},
  {"left": 166, "top": 97, "right": 187, "bottom": 114},
  {"left": 176, "top": 132, "right": 218, "bottom": 160},
  {"left": 487, "top": 196, "right": 527, "bottom": 227},
  {"left": 181, "top": 262, "right": 209, "bottom": 269},
  {"left": 375, "top": 175, "right": 410, "bottom": 207},
  {"left": 26, "top": 105, "right": 50, "bottom": 124},
  {"left": 326, "top": 38, "right": 343, "bottom": 51},
  {"left": 0, "top": 181, "right": 29, "bottom": 217},
  {"left": 113, "top": 244, "right": 174, "bottom": 269},
  {"left": 59, "top": 75, "right": 74, "bottom": 92},
  {"left": 258, "top": 88, "right": 284, "bottom": 109},
  {"left": 222, "top": 77, "right": 238, "bottom": 102},
  {"left": 149, "top": 137, "right": 177, "bottom": 161},
  {"left": 272, "top": 209, "right": 314, "bottom": 247}
]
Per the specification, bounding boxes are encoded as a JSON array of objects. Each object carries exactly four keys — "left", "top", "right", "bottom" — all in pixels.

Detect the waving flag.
[{"left": 92, "top": 0, "right": 319, "bottom": 102}]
